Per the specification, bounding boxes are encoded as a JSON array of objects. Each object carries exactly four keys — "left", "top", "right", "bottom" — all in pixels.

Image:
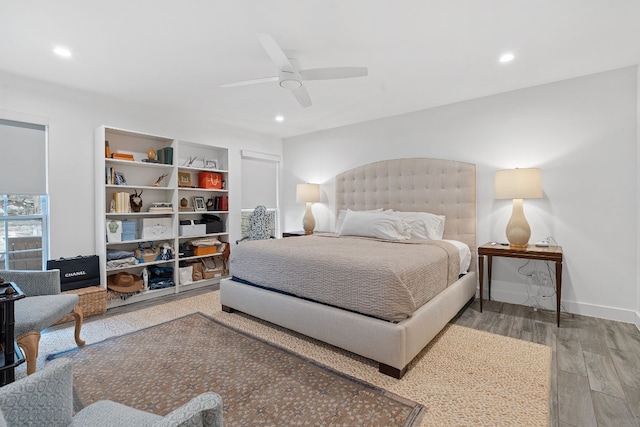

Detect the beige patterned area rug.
[
  {"left": 50, "top": 312, "right": 423, "bottom": 426},
  {"left": 37, "top": 290, "right": 552, "bottom": 426}
]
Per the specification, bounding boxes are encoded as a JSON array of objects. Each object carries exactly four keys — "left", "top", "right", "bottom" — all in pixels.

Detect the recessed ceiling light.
[
  {"left": 275, "top": 115, "right": 284, "bottom": 122},
  {"left": 53, "top": 46, "right": 72, "bottom": 58},
  {"left": 499, "top": 52, "right": 515, "bottom": 63}
]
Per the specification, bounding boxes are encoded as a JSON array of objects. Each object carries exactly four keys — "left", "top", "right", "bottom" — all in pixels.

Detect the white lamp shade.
[
  {"left": 494, "top": 168, "right": 542, "bottom": 200},
  {"left": 296, "top": 183, "right": 320, "bottom": 203}
]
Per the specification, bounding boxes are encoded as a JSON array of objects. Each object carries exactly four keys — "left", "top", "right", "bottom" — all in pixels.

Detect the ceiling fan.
[{"left": 221, "top": 33, "right": 368, "bottom": 108}]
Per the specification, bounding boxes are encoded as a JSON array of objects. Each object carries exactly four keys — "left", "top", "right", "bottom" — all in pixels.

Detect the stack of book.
[
  {"left": 148, "top": 202, "right": 173, "bottom": 213},
  {"left": 112, "top": 152, "right": 135, "bottom": 161},
  {"left": 112, "top": 192, "right": 131, "bottom": 213},
  {"left": 157, "top": 147, "right": 173, "bottom": 165}
]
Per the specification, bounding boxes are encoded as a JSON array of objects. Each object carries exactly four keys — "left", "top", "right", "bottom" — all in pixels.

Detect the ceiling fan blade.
[
  {"left": 291, "top": 86, "right": 312, "bottom": 108},
  {"left": 300, "top": 67, "right": 368, "bottom": 81},
  {"left": 257, "top": 33, "right": 293, "bottom": 72},
  {"left": 220, "top": 76, "right": 279, "bottom": 88}
]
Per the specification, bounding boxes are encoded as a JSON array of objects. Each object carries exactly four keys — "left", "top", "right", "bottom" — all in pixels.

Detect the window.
[
  {"left": 240, "top": 150, "right": 280, "bottom": 240},
  {"left": 0, "top": 119, "right": 49, "bottom": 270}
]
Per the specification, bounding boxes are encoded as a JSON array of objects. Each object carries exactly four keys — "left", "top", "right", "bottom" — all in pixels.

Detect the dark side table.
[
  {"left": 0, "top": 281, "right": 26, "bottom": 385},
  {"left": 478, "top": 243, "right": 563, "bottom": 327}
]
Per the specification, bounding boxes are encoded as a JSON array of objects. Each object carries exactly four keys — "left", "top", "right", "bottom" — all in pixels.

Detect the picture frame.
[
  {"left": 193, "top": 196, "right": 206, "bottom": 212},
  {"left": 178, "top": 172, "right": 192, "bottom": 187},
  {"left": 204, "top": 158, "right": 217, "bottom": 169}
]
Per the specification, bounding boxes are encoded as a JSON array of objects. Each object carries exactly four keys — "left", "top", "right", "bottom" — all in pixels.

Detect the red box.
[{"left": 199, "top": 172, "right": 222, "bottom": 189}]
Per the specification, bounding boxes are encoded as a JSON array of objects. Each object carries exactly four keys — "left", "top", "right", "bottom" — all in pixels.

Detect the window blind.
[
  {"left": 0, "top": 119, "right": 47, "bottom": 194},
  {"left": 241, "top": 153, "right": 279, "bottom": 210}
]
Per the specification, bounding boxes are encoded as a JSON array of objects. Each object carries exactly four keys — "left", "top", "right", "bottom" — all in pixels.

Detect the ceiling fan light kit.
[{"left": 222, "top": 33, "right": 368, "bottom": 107}]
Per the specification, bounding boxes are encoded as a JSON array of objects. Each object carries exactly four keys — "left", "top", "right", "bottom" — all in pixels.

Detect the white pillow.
[
  {"left": 335, "top": 208, "right": 383, "bottom": 231},
  {"left": 338, "top": 210, "right": 411, "bottom": 240},
  {"left": 392, "top": 211, "right": 446, "bottom": 240}
]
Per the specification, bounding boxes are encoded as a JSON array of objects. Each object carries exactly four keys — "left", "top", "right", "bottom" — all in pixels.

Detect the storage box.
[
  {"left": 54, "top": 286, "right": 107, "bottom": 325},
  {"left": 193, "top": 246, "right": 218, "bottom": 256},
  {"left": 199, "top": 172, "right": 223, "bottom": 189},
  {"left": 201, "top": 257, "right": 224, "bottom": 279},
  {"left": 179, "top": 221, "right": 206, "bottom": 237},
  {"left": 140, "top": 217, "right": 173, "bottom": 240}
]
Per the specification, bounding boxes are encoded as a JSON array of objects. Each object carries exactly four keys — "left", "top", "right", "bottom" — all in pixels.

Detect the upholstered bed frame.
[{"left": 220, "top": 158, "right": 477, "bottom": 378}]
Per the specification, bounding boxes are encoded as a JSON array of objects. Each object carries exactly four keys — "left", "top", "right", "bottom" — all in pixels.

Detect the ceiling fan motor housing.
[{"left": 279, "top": 70, "right": 302, "bottom": 89}]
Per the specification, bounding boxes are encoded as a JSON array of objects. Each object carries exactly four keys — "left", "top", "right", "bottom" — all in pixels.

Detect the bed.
[{"left": 220, "top": 158, "right": 477, "bottom": 379}]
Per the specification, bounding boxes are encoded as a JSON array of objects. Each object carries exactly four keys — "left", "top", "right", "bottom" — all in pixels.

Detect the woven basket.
[{"left": 54, "top": 286, "right": 107, "bottom": 325}]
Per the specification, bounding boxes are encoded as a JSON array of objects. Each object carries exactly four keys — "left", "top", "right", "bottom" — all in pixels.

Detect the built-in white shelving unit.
[{"left": 95, "top": 126, "right": 229, "bottom": 308}]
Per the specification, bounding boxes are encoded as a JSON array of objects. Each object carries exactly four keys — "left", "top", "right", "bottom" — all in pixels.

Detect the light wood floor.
[
  {"left": 453, "top": 299, "right": 640, "bottom": 427},
  {"left": 86, "top": 289, "right": 640, "bottom": 427}
]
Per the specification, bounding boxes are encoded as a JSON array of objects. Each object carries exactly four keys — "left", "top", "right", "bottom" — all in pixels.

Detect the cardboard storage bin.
[{"left": 202, "top": 257, "right": 224, "bottom": 279}]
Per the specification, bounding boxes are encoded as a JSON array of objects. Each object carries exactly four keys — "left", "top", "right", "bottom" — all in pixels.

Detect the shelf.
[
  {"left": 106, "top": 212, "right": 174, "bottom": 217},
  {"left": 106, "top": 237, "right": 176, "bottom": 246},
  {"left": 106, "top": 158, "right": 174, "bottom": 169},
  {"left": 177, "top": 187, "right": 228, "bottom": 193},
  {"left": 106, "top": 184, "right": 171, "bottom": 191},
  {"left": 106, "top": 258, "right": 174, "bottom": 273},
  {"left": 179, "top": 253, "right": 223, "bottom": 262},
  {"left": 178, "top": 232, "right": 227, "bottom": 240},
  {"left": 97, "top": 126, "right": 230, "bottom": 308}
]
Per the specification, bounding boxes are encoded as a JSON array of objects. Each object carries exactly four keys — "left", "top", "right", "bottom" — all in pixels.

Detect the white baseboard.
[{"left": 481, "top": 282, "right": 638, "bottom": 326}]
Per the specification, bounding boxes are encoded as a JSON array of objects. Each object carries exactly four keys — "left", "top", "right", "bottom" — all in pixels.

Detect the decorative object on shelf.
[
  {"left": 204, "top": 158, "right": 217, "bottom": 169},
  {"left": 106, "top": 220, "right": 122, "bottom": 242},
  {"left": 129, "top": 189, "right": 143, "bottom": 212},
  {"left": 109, "top": 199, "right": 116, "bottom": 213},
  {"left": 153, "top": 172, "right": 169, "bottom": 187},
  {"left": 135, "top": 241, "right": 161, "bottom": 263},
  {"left": 296, "top": 183, "right": 321, "bottom": 235},
  {"left": 105, "top": 140, "right": 111, "bottom": 158},
  {"left": 193, "top": 196, "right": 206, "bottom": 212},
  {"left": 181, "top": 198, "right": 188, "bottom": 207},
  {"left": 114, "top": 171, "right": 127, "bottom": 185},
  {"left": 156, "top": 147, "right": 173, "bottom": 165},
  {"left": 148, "top": 202, "right": 173, "bottom": 213},
  {"left": 199, "top": 171, "right": 222, "bottom": 189},
  {"left": 494, "top": 168, "right": 543, "bottom": 249},
  {"left": 178, "top": 172, "right": 192, "bottom": 187},
  {"left": 147, "top": 147, "right": 156, "bottom": 160},
  {"left": 185, "top": 155, "right": 197, "bottom": 167},
  {"left": 107, "top": 272, "right": 144, "bottom": 293}
]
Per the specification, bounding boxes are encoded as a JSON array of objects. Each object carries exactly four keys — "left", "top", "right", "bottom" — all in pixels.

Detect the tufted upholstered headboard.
[{"left": 335, "top": 158, "right": 477, "bottom": 271}]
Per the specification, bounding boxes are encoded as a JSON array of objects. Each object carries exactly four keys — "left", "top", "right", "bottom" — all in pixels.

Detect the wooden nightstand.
[{"left": 478, "top": 242, "right": 564, "bottom": 326}]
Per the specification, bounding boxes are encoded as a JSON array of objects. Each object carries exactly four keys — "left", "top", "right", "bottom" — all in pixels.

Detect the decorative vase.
[{"left": 147, "top": 147, "right": 156, "bottom": 160}]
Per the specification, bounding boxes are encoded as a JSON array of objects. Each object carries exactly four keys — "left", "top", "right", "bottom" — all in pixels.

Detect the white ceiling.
[{"left": 1, "top": 1, "right": 639, "bottom": 139}]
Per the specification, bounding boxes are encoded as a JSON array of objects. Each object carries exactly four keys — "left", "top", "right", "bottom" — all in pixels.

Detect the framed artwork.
[
  {"left": 204, "top": 158, "right": 217, "bottom": 169},
  {"left": 193, "top": 196, "right": 206, "bottom": 212},
  {"left": 178, "top": 172, "right": 192, "bottom": 187}
]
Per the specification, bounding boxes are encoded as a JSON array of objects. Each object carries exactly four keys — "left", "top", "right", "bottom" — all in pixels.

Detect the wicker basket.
[{"left": 54, "top": 286, "right": 107, "bottom": 325}]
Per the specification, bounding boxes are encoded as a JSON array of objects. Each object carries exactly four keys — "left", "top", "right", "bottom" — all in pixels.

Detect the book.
[{"left": 112, "top": 153, "right": 134, "bottom": 161}]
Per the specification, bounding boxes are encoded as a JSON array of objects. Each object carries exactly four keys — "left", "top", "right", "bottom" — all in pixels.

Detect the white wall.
[
  {"left": 0, "top": 70, "right": 282, "bottom": 257},
  {"left": 283, "top": 67, "right": 638, "bottom": 323}
]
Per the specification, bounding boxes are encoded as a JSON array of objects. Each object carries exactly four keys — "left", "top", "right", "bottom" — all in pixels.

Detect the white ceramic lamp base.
[
  {"left": 302, "top": 202, "right": 316, "bottom": 235},
  {"left": 505, "top": 198, "right": 531, "bottom": 249}
]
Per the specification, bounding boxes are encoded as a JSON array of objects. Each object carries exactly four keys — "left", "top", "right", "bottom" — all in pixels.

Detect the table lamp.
[
  {"left": 494, "top": 168, "right": 542, "bottom": 249},
  {"left": 296, "top": 183, "right": 320, "bottom": 234}
]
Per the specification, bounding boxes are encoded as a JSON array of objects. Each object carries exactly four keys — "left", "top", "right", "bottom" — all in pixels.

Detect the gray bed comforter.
[{"left": 229, "top": 234, "right": 460, "bottom": 322}]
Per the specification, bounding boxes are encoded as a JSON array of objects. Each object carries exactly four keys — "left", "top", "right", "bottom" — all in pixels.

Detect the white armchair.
[{"left": 0, "top": 358, "right": 224, "bottom": 426}]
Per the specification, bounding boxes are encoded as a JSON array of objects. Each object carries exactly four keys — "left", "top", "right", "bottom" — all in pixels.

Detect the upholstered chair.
[
  {"left": 0, "top": 358, "right": 224, "bottom": 426},
  {"left": 236, "top": 205, "right": 275, "bottom": 244},
  {"left": 0, "top": 269, "right": 85, "bottom": 375}
]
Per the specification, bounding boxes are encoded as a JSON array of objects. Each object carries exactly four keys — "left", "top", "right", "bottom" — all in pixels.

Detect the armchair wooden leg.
[
  {"left": 72, "top": 305, "right": 86, "bottom": 347},
  {"left": 17, "top": 332, "right": 41, "bottom": 375}
]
